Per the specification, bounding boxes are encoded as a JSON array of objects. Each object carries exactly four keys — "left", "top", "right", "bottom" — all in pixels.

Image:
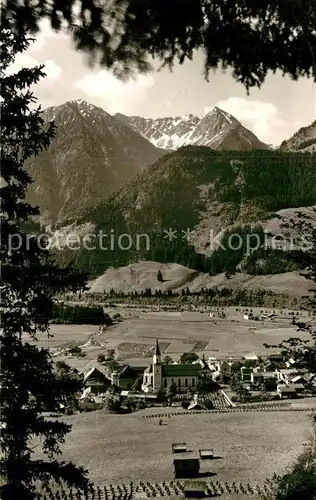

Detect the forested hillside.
[{"left": 55, "top": 147, "right": 316, "bottom": 278}]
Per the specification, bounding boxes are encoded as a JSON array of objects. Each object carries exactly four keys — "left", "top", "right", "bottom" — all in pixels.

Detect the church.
[{"left": 141, "top": 339, "right": 210, "bottom": 393}]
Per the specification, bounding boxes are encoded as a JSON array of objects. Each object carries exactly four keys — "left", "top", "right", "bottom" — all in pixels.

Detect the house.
[
  {"left": 277, "top": 384, "right": 304, "bottom": 399},
  {"left": 291, "top": 383, "right": 305, "bottom": 394},
  {"left": 285, "top": 358, "right": 296, "bottom": 368},
  {"left": 208, "top": 357, "right": 221, "bottom": 372},
  {"left": 83, "top": 366, "right": 112, "bottom": 394},
  {"left": 120, "top": 391, "right": 157, "bottom": 401},
  {"left": 269, "top": 353, "right": 285, "bottom": 364},
  {"left": 111, "top": 365, "right": 143, "bottom": 390},
  {"left": 275, "top": 369, "right": 298, "bottom": 384},
  {"left": 241, "top": 367, "right": 254, "bottom": 383},
  {"left": 142, "top": 339, "right": 211, "bottom": 393},
  {"left": 188, "top": 394, "right": 208, "bottom": 411},
  {"left": 244, "top": 353, "right": 259, "bottom": 361},
  {"left": 291, "top": 375, "right": 309, "bottom": 385},
  {"left": 243, "top": 313, "right": 254, "bottom": 320},
  {"left": 79, "top": 388, "right": 106, "bottom": 411},
  {"left": 253, "top": 371, "right": 277, "bottom": 383},
  {"left": 277, "top": 386, "right": 297, "bottom": 399}
]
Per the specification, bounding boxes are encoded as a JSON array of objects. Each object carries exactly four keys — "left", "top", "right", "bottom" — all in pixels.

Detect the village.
[
  {"left": 49, "top": 306, "right": 315, "bottom": 413},
  {"left": 76, "top": 337, "right": 315, "bottom": 413},
  {"left": 27, "top": 304, "right": 316, "bottom": 498}
]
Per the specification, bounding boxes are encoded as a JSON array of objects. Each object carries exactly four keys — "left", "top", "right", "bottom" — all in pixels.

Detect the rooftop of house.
[
  {"left": 83, "top": 365, "right": 109, "bottom": 381},
  {"left": 188, "top": 401, "right": 207, "bottom": 410},
  {"left": 253, "top": 371, "right": 276, "bottom": 378},
  {"left": 278, "top": 384, "right": 304, "bottom": 392},
  {"left": 292, "top": 375, "right": 309, "bottom": 383},
  {"left": 120, "top": 390, "right": 157, "bottom": 398},
  {"left": 277, "top": 368, "right": 298, "bottom": 374},
  {"left": 289, "top": 383, "right": 305, "bottom": 389},
  {"left": 116, "top": 365, "right": 143, "bottom": 378}
]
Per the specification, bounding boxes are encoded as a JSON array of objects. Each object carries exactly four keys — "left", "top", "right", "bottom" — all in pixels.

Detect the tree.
[
  {"left": 106, "top": 349, "right": 115, "bottom": 361},
  {"left": 180, "top": 352, "right": 200, "bottom": 364},
  {"left": 156, "top": 389, "right": 167, "bottom": 404},
  {"left": 0, "top": 21, "right": 91, "bottom": 499},
  {"left": 163, "top": 355, "right": 173, "bottom": 365},
  {"left": 131, "top": 375, "right": 143, "bottom": 392},
  {"left": 234, "top": 383, "right": 250, "bottom": 401},
  {"left": 264, "top": 377, "right": 278, "bottom": 392},
  {"left": 262, "top": 216, "right": 316, "bottom": 498},
  {"left": 2, "top": 1, "right": 316, "bottom": 92},
  {"left": 97, "top": 354, "right": 106, "bottom": 364},
  {"left": 262, "top": 439, "right": 316, "bottom": 500},
  {"left": 264, "top": 217, "right": 316, "bottom": 378},
  {"left": 104, "top": 396, "right": 121, "bottom": 414},
  {"left": 197, "top": 376, "right": 220, "bottom": 395},
  {"left": 166, "top": 382, "right": 177, "bottom": 403},
  {"left": 55, "top": 362, "right": 83, "bottom": 414},
  {"left": 106, "top": 360, "right": 121, "bottom": 373},
  {"left": 157, "top": 270, "right": 163, "bottom": 282},
  {"left": 220, "top": 361, "right": 231, "bottom": 384}
]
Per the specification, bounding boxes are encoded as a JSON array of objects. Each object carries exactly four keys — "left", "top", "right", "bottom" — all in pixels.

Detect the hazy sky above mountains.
[{"left": 15, "top": 20, "right": 316, "bottom": 146}]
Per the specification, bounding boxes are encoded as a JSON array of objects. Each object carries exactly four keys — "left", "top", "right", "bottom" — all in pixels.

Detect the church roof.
[
  {"left": 162, "top": 364, "right": 204, "bottom": 377},
  {"left": 144, "top": 364, "right": 153, "bottom": 373}
]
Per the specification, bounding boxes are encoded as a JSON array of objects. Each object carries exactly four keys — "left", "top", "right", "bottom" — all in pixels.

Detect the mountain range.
[
  {"left": 27, "top": 100, "right": 316, "bottom": 275},
  {"left": 26, "top": 100, "right": 163, "bottom": 224},
  {"left": 26, "top": 101, "right": 273, "bottom": 225},
  {"left": 115, "top": 107, "right": 268, "bottom": 151}
]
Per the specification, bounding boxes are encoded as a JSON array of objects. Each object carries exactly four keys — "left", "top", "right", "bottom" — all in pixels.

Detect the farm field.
[
  {"left": 52, "top": 409, "right": 312, "bottom": 487},
  {"left": 32, "top": 309, "right": 313, "bottom": 370}
]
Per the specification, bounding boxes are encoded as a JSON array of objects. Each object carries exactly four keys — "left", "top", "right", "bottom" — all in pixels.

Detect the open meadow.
[{"left": 54, "top": 409, "right": 312, "bottom": 487}]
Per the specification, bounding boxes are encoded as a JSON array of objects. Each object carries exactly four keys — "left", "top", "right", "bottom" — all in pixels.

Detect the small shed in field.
[
  {"left": 173, "top": 452, "right": 200, "bottom": 478},
  {"left": 172, "top": 442, "right": 187, "bottom": 454},
  {"left": 184, "top": 480, "right": 207, "bottom": 498},
  {"left": 199, "top": 449, "right": 214, "bottom": 460}
]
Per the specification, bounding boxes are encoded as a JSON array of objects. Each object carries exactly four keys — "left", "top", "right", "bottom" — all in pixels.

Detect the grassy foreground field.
[{"left": 54, "top": 409, "right": 312, "bottom": 487}]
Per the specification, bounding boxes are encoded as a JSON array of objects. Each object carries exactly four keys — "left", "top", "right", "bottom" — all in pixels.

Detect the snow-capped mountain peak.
[{"left": 115, "top": 106, "right": 268, "bottom": 151}]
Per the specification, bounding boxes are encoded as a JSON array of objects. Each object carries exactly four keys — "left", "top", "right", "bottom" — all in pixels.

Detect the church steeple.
[
  {"left": 155, "top": 338, "right": 161, "bottom": 356},
  {"left": 152, "top": 338, "right": 162, "bottom": 392},
  {"left": 153, "top": 338, "right": 161, "bottom": 364}
]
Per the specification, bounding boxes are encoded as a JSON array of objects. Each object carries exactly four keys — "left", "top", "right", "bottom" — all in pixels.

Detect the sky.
[{"left": 13, "top": 19, "right": 316, "bottom": 147}]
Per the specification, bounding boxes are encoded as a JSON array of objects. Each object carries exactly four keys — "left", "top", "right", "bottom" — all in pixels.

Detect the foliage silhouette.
[
  {"left": 1, "top": 1, "right": 316, "bottom": 91},
  {"left": 0, "top": 19, "right": 91, "bottom": 500}
]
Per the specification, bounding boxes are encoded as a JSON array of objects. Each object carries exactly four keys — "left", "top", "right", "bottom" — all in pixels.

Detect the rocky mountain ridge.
[
  {"left": 115, "top": 106, "right": 269, "bottom": 151},
  {"left": 279, "top": 119, "right": 316, "bottom": 152},
  {"left": 26, "top": 100, "right": 164, "bottom": 224}
]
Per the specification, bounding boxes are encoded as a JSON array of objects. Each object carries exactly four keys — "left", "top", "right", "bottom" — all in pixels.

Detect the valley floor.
[{"left": 32, "top": 310, "right": 313, "bottom": 370}]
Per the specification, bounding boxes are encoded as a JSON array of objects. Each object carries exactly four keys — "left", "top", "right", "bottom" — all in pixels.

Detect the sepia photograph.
[{"left": 1, "top": 1, "right": 316, "bottom": 499}]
